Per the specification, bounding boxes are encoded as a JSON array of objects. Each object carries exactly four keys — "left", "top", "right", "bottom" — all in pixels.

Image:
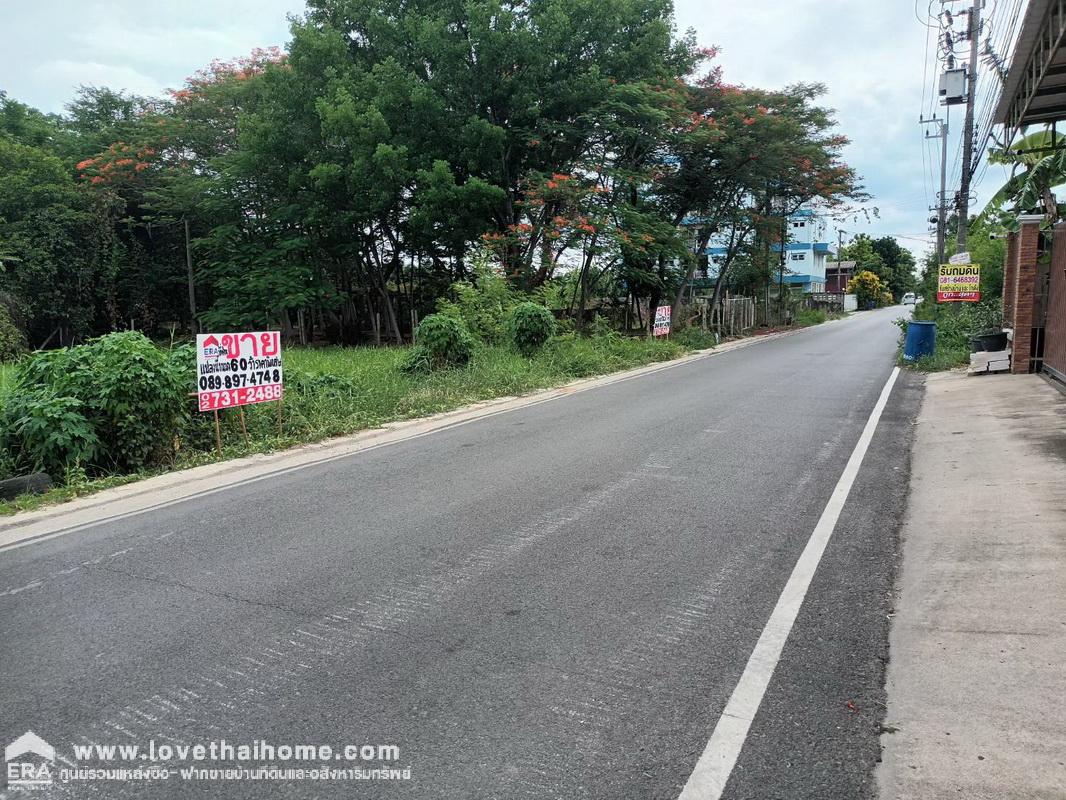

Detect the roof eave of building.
[{"left": 993, "top": 0, "right": 1066, "bottom": 134}]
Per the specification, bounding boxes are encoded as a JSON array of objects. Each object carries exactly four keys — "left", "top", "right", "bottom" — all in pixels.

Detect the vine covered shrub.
[
  {"left": 1, "top": 332, "right": 191, "bottom": 476},
  {"left": 405, "top": 313, "right": 475, "bottom": 371},
  {"left": 0, "top": 389, "right": 99, "bottom": 477},
  {"left": 0, "top": 305, "right": 26, "bottom": 362},
  {"left": 507, "top": 302, "right": 557, "bottom": 355},
  {"left": 437, "top": 269, "right": 518, "bottom": 344}
]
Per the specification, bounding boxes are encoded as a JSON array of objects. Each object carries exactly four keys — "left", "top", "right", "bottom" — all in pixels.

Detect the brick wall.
[
  {"left": 1045, "top": 223, "right": 1066, "bottom": 381},
  {"left": 1011, "top": 219, "right": 1040, "bottom": 374},
  {"left": 1003, "top": 231, "right": 1017, "bottom": 322}
]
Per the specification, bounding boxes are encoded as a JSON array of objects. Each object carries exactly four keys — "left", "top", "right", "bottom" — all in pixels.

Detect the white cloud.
[
  {"left": 674, "top": 0, "right": 938, "bottom": 256},
  {"left": 0, "top": 0, "right": 304, "bottom": 112},
  {"left": 32, "top": 61, "right": 163, "bottom": 100}
]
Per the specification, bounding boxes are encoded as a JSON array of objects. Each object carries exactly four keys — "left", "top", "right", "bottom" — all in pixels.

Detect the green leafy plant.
[
  {"left": 507, "top": 302, "right": 557, "bottom": 355},
  {"left": 3, "top": 331, "right": 191, "bottom": 474},
  {"left": 0, "top": 304, "right": 26, "bottom": 362},
  {"left": 409, "top": 313, "right": 475, "bottom": 370},
  {"left": 436, "top": 260, "right": 519, "bottom": 344},
  {"left": 1, "top": 388, "right": 99, "bottom": 476},
  {"left": 668, "top": 327, "right": 718, "bottom": 350},
  {"left": 286, "top": 369, "right": 358, "bottom": 399}
]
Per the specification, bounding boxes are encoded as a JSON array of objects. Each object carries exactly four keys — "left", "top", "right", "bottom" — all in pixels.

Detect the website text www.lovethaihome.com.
[{"left": 4, "top": 732, "right": 411, "bottom": 789}]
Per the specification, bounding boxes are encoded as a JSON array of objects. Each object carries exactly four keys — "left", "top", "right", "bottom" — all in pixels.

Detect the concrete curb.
[{"left": 0, "top": 322, "right": 838, "bottom": 551}]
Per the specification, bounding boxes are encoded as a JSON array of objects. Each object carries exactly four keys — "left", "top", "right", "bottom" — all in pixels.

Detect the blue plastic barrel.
[{"left": 903, "top": 320, "right": 936, "bottom": 361}]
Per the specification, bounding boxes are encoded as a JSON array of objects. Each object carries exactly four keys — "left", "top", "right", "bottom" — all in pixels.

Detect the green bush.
[
  {"left": 794, "top": 308, "right": 828, "bottom": 326},
  {"left": 545, "top": 331, "right": 681, "bottom": 377},
  {"left": 913, "top": 298, "right": 1003, "bottom": 349},
  {"left": 409, "top": 313, "right": 475, "bottom": 370},
  {"left": 507, "top": 302, "right": 557, "bottom": 355},
  {"left": 1, "top": 388, "right": 99, "bottom": 476},
  {"left": 0, "top": 305, "right": 26, "bottom": 362},
  {"left": 399, "top": 345, "right": 433, "bottom": 374},
  {"left": 286, "top": 369, "right": 358, "bottom": 399},
  {"left": 2, "top": 331, "right": 190, "bottom": 476},
  {"left": 436, "top": 261, "right": 519, "bottom": 344}
]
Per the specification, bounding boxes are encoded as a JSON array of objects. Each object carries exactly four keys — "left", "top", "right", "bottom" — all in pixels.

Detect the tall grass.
[
  {"left": 0, "top": 333, "right": 695, "bottom": 513},
  {"left": 270, "top": 334, "right": 687, "bottom": 438}
]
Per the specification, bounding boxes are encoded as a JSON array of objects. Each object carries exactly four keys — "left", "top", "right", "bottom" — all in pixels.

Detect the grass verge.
[{"left": 0, "top": 331, "right": 720, "bottom": 515}]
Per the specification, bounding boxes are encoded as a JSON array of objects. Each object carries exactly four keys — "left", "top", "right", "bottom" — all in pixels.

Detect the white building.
[{"left": 704, "top": 208, "right": 834, "bottom": 293}]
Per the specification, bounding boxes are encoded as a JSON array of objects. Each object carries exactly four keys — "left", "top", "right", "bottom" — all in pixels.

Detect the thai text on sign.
[
  {"left": 937, "top": 263, "right": 980, "bottom": 302},
  {"left": 196, "top": 332, "right": 283, "bottom": 412},
  {"left": 653, "top": 305, "right": 671, "bottom": 337}
]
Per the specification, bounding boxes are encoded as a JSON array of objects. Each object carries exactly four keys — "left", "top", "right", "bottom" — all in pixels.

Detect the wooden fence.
[{"left": 703, "top": 296, "right": 756, "bottom": 337}]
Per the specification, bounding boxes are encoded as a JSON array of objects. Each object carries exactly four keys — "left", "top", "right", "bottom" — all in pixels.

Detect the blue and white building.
[{"left": 705, "top": 208, "right": 835, "bottom": 293}]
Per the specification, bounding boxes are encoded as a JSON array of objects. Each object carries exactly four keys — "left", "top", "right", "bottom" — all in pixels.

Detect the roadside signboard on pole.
[
  {"left": 196, "top": 332, "right": 283, "bottom": 412},
  {"left": 653, "top": 305, "right": 672, "bottom": 337},
  {"left": 937, "top": 263, "right": 981, "bottom": 302}
]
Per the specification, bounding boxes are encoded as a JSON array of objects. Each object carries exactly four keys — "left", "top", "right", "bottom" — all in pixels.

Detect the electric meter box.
[{"left": 939, "top": 69, "right": 967, "bottom": 105}]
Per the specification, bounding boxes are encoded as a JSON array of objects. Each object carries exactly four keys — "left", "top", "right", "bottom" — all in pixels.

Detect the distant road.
[{"left": 0, "top": 307, "right": 920, "bottom": 799}]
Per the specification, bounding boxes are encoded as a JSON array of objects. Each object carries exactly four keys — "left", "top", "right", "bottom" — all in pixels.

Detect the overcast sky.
[{"left": 0, "top": 0, "right": 1015, "bottom": 260}]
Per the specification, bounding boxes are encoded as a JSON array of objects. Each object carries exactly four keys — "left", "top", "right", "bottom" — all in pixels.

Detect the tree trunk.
[{"left": 671, "top": 229, "right": 712, "bottom": 324}]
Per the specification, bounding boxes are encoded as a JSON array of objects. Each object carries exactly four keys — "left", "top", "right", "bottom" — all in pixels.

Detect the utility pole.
[
  {"left": 920, "top": 110, "right": 950, "bottom": 264},
  {"left": 956, "top": 0, "right": 981, "bottom": 251},
  {"left": 184, "top": 218, "right": 199, "bottom": 333},
  {"left": 778, "top": 199, "right": 788, "bottom": 324},
  {"left": 836, "top": 228, "right": 845, "bottom": 292}
]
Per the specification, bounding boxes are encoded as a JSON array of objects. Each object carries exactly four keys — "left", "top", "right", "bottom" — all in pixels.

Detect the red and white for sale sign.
[{"left": 196, "top": 332, "right": 283, "bottom": 412}]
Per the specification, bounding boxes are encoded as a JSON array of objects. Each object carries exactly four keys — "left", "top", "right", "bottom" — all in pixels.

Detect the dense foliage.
[
  {"left": 406, "top": 313, "right": 476, "bottom": 371},
  {"left": 0, "top": 0, "right": 869, "bottom": 350},
  {"left": 1, "top": 332, "right": 189, "bottom": 476},
  {"left": 846, "top": 270, "right": 888, "bottom": 308},
  {"left": 508, "top": 302, "right": 558, "bottom": 355},
  {"left": 837, "top": 234, "right": 917, "bottom": 300},
  {"left": 0, "top": 319, "right": 695, "bottom": 493}
]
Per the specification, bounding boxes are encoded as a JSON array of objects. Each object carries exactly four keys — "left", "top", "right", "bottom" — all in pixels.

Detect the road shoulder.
[
  {"left": 877, "top": 372, "right": 1066, "bottom": 798},
  {"left": 0, "top": 326, "right": 837, "bottom": 551},
  {"left": 718, "top": 368, "right": 922, "bottom": 800}
]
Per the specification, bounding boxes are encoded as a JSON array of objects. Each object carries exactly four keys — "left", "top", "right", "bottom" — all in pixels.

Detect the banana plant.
[{"left": 982, "top": 129, "right": 1066, "bottom": 227}]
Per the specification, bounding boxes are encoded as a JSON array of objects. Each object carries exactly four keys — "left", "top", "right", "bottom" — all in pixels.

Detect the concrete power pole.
[
  {"left": 956, "top": 0, "right": 981, "bottom": 251},
  {"left": 185, "top": 218, "right": 199, "bottom": 333},
  {"left": 921, "top": 111, "right": 950, "bottom": 264}
]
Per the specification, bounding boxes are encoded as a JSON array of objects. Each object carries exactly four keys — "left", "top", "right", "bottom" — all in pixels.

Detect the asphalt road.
[{"left": 0, "top": 307, "right": 921, "bottom": 799}]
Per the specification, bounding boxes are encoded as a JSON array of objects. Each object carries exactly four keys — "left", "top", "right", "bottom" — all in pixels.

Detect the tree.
[
  {"left": 846, "top": 269, "right": 886, "bottom": 308},
  {"left": 868, "top": 236, "right": 916, "bottom": 298},
  {"left": 835, "top": 234, "right": 917, "bottom": 300},
  {"left": 0, "top": 1, "right": 868, "bottom": 346},
  {"left": 0, "top": 136, "right": 101, "bottom": 345},
  {"left": 662, "top": 82, "right": 864, "bottom": 320}
]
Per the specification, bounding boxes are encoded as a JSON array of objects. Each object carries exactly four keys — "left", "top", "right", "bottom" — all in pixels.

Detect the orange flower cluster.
[
  {"left": 76, "top": 141, "right": 158, "bottom": 187},
  {"left": 683, "top": 113, "right": 719, "bottom": 133},
  {"left": 169, "top": 46, "right": 287, "bottom": 103}
]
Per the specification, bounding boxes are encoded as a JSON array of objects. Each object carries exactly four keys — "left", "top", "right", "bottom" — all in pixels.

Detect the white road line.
[{"left": 678, "top": 366, "right": 900, "bottom": 800}]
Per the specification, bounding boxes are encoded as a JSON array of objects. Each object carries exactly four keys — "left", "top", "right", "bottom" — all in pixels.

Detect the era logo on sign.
[
  {"left": 200, "top": 334, "right": 227, "bottom": 361},
  {"left": 5, "top": 731, "right": 54, "bottom": 789}
]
